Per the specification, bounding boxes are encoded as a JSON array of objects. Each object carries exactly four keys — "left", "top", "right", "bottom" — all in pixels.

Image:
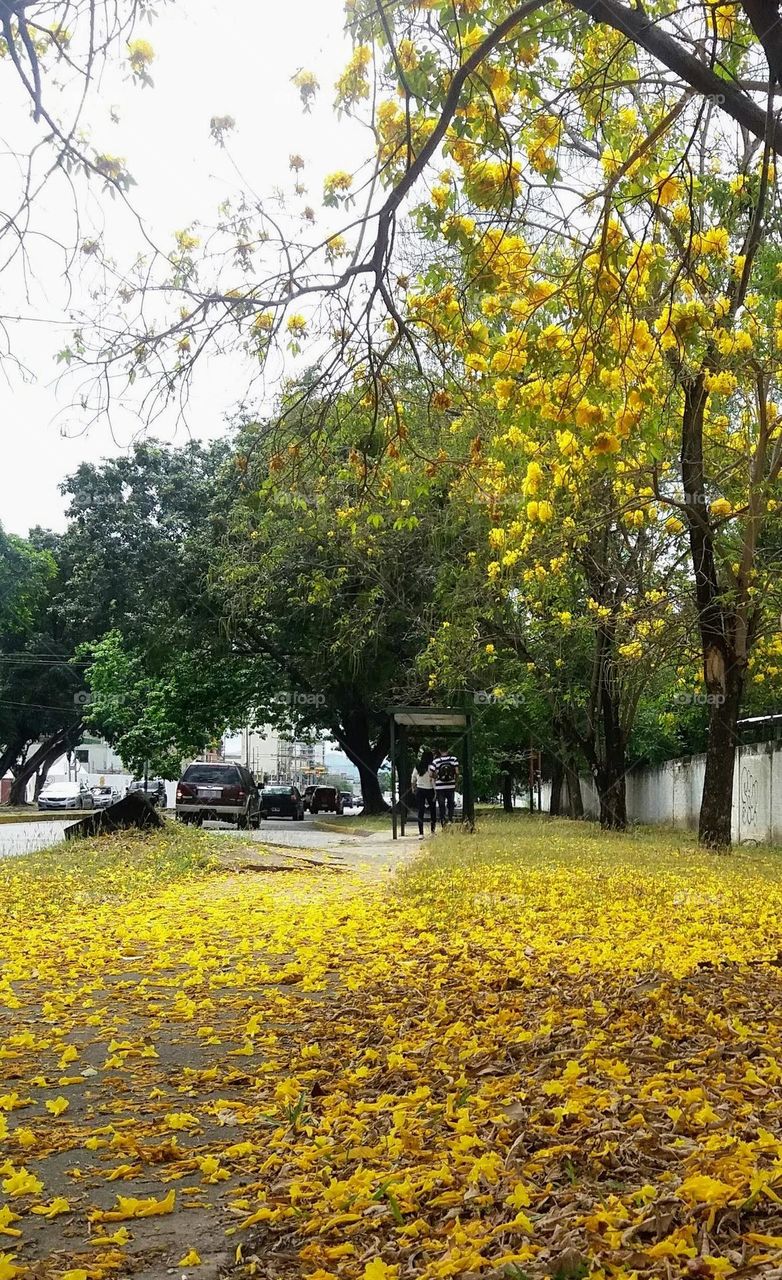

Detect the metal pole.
[
  {"left": 528, "top": 737, "right": 534, "bottom": 812},
  {"left": 463, "top": 713, "right": 475, "bottom": 830},
  {"left": 390, "top": 715, "right": 397, "bottom": 840},
  {"left": 399, "top": 724, "right": 408, "bottom": 837}
]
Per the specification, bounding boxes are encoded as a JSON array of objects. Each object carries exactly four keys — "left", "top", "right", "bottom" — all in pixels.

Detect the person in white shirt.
[{"left": 411, "top": 748, "right": 436, "bottom": 838}]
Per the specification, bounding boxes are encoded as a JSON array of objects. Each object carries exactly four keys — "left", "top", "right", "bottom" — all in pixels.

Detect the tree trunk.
[
  {"left": 500, "top": 763, "right": 514, "bottom": 812},
  {"left": 590, "top": 622, "right": 627, "bottom": 830},
  {"left": 698, "top": 658, "right": 743, "bottom": 846},
  {"left": 680, "top": 375, "right": 751, "bottom": 848},
  {"left": 354, "top": 759, "right": 388, "bottom": 814},
  {"left": 565, "top": 764, "right": 584, "bottom": 818},
  {"left": 334, "top": 708, "right": 390, "bottom": 814},
  {"left": 8, "top": 724, "right": 81, "bottom": 806},
  {"left": 549, "top": 756, "right": 563, "bottom": 816},
  {"left": 34, "top": 739, "right": 66, "bottom": 800},
  {"left": 596, "top": 757, "right": 627, "bottom": 829},
  {"left": 0, "top": 736, "right": 27, "bottom": 787}
]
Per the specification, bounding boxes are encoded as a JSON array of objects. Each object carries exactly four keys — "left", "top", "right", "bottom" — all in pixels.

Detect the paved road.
[
  {"left": 206, "top": 812, "right": 426, "bottom": 873},
  {"left": 0, "top": 812, "right": 427, "bottom": 868},
  {"left": 0, "top": 820, "right": 70, "bottom": 858}
]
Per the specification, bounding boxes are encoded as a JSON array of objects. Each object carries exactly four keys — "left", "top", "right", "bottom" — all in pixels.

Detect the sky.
[{"left": 0, "top": 0, "right": 365, "bottom": 536}]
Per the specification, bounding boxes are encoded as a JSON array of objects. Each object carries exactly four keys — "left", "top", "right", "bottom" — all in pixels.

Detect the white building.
[
  {"left": 224, "top": 728, "right": 328, "bottom": 786},
  {"left": 2, "top": 736, "right": 180, "bottom": 806}
]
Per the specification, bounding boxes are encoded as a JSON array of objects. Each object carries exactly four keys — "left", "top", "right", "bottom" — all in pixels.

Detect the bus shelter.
[{"left": 387, "top": 705, "right": 474, "bottom": 838}]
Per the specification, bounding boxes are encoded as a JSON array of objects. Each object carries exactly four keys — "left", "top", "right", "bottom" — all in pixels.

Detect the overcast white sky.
[{"left": 0, "top": 0, "right": 364, "bottom": 536}]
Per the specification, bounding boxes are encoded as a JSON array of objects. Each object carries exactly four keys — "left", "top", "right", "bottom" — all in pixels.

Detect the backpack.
[{"left": 436, "top": 756, "right": 457, "bottom": 785}]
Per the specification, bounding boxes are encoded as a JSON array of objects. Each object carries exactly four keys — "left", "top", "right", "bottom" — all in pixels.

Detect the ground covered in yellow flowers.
[{"left": 3, "top": 818, "right": 782, "bottom": 1280}]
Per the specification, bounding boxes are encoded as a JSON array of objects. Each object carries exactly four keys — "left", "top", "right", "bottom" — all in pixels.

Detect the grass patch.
[
  {"left": 0, "top": 820, "right": 227, "bottom": 923},
  {"left": 311, "top": 812, "right": 391, "bottom": 836}
]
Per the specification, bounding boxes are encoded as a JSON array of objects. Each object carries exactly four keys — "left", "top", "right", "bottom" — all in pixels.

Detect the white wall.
[{"left": 544, "top": 739, "right": 782, "bottom": 844}]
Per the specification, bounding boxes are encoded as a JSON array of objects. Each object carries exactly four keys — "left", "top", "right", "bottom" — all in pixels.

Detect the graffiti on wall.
[{"left": 740, "top": 767, "right": 759, "bottom": 830}]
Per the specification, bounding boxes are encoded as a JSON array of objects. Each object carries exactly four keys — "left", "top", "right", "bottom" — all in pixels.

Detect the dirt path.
[{"left": 0, "top": 828, "right": 424, "bottom": 1279}]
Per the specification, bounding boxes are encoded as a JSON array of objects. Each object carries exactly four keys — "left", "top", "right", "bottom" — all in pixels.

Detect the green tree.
[{"left": 0, "top": 526, "right": 86, "bottom": 802}]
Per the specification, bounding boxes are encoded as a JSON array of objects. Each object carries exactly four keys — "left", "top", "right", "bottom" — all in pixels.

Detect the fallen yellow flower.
[
  {"left": 91, "top": 1227, "right": 132, "bottom": 1246},
  {"left": 177, "top": 1250, "right": 202, "bottom": 1266},
  {"left": 678, "top": 1174, "right": 735, "bottom": 1205},
  {"left": 0, "top": 1207, "right": 21, "bottom": 1240},
  {"left": 91, "top": 1189, "right": 176, "bottom": 1221},
  {"left": 30, "top": 1197, "right": 70, "bottom": 1218},
  {"left": 44, "top": 1097, "right": 69, "bottom": 1117},
  {"left": 1, "top": 1168, "right": 43, "bottom": 1198},
  {"left": 0, "top": 1253, "right": 23, "bottom": 1280}
]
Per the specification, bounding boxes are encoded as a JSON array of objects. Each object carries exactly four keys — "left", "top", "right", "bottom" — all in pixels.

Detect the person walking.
[
  {"left": 433, "top": 742, "right": 459, "bottom": 826},
  {"left": 411, "top": 748, "right": 436, "bottom": 839}
]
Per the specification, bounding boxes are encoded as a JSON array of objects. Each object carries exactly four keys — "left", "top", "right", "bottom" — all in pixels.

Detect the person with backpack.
[
  {"left": 433, "top": 742, "right": 459, "bottom": 826},
  {"left": 411, "top": 747, "right": 436, "bottom": 839}
]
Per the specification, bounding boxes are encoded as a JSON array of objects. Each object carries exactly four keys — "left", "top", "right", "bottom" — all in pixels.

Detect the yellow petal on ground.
[
  {"left": 91, "top": 1189, "right": 176, "bottom": 1221},
  {"left": 363, "top": 1261, "right": 400, "bottom": 1280},
  {"left": 91, "top": 1227, "right": 132, "bottom": 1246},
  {"left": 0, "top": 1253, "right": 23, "bottom": 1280},
  {"left": 30, "top": 1197, "right": 70, "bottom": 1218},
  {"left": 44, "top": 1097, "right": 69, "bottom": 1117},
  {"left": 177, "top": 1250, "right": 202, "bottom": 1266},
  {"left": 0, "top": 1206, "right": 21, "bottom": 1239},
  {"left": 678, "top": 1174, "right": 735, "bottom": 1205},
  {"left": 165, "top": 1113, "right": 198, "bottom": 1131},
  {"left": 2, "top": 1168, "right": 43, "bottom": 1198}
]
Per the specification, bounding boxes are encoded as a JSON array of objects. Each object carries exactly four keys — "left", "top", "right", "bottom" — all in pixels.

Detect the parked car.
[
  {"left": 91, "top": 785, "right": 121, "bottom": 810},
  {"left": 38, "top": 781, "right": 94, "bottom": 811},
  {"left": 126, "top": 778, "right": 168, "bottom": 808},
  {"left": 308, "top": 785, "right": 343, "bottom": 816},
  {"left": 260, "top": 785, "right": 305, "bottom": 821},
  {"left": 175, "top": 762, "right": 260, "bottom": 828}
]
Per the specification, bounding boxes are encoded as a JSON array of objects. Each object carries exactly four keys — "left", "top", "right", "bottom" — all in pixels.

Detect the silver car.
[
  {"left": 38, "top": 781, "right": 94, "bottom": 811},
  {"left": 90, "top": 785, "right": 121, "bottom": 810}
]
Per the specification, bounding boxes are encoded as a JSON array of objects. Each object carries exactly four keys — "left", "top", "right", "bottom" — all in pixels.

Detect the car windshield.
[
  {"left": 182, "top": 765, "right": 239, "bottom": 785},
  {"left": 42, "top": 784, "right": 79, "bottom": 797},
  {"left": 93, "top": 787, "right": 112, "bottom": 795}
]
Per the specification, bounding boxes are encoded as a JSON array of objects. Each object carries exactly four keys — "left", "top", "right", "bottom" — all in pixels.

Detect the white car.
[
  {"left": 38, "top": 781, "right": 94, "bottom": 811},
  {"left": 91, "top": 785, "right": 122, "bottom": 810}
]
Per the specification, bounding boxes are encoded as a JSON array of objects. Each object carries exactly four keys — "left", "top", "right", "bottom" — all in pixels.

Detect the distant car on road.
[
  {"left": 175, "top": 762, "right": 260, "bottom": 828},
  {"left": 260, "top": 784, "right": 305, "bottom": 821},
  {"left": 306, "top": 785, "right": 343, "bottom": 815},
  {"left": 91, "top": 785, "right": 121, "bottom": 810},
  {"left": 38, "top": 781, "right": 94, "bottom": 811},
  {"left": 126, "top": 778, "right": 168, "bottom": 808},
  {"left": 340, "top": 791, "right": 355, "bottom": 810}
]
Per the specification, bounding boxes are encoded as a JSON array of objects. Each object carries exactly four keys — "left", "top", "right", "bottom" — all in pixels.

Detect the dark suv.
[
  {"left": 176, "top": 762, "right": 260, "bottom": 828},
  {"left": 305, "top": 785, "right": 343, "bottom": 815}
]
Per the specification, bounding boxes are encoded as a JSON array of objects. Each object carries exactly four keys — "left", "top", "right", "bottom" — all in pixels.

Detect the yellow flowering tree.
[{"left": 69, "top": 0, "right": 782, "bottom": 845}]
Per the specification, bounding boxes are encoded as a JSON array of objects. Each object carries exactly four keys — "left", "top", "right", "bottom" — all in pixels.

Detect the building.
[{"left": 225, "top": 727, "right": 328, "bottom": 787}]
